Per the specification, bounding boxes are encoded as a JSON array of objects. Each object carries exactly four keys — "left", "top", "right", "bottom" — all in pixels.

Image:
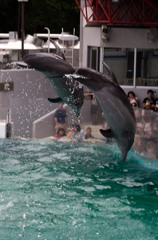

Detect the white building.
[{"left": 77, "top": 0, "right": 158, "bottom": 100}]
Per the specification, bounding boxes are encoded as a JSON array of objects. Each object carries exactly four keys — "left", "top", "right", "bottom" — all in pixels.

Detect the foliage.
[{"left": 0, "top": 0, "right": 80, "bottom": 35}]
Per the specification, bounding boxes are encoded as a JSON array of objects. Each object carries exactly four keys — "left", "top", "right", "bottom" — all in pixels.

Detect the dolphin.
[
  {"left": 23, "top": 53, "right": 136, "bottom": 160},
  {"left": 68, "top": 67, "right": 136, "bottom": 160},
  {"left": 23, "top": 53, "right": 84, "bottom": 117}
]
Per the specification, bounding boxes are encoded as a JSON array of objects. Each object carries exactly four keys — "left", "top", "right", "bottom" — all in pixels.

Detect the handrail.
[
  {"left": 32, "top": 108, "right": 57, "bottom": 138},
  {"left": 32, "top": 104, "right": 67, "bottom": 138}
]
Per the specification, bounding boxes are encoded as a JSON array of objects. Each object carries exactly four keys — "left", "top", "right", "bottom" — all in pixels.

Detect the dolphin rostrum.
[
  {"left": 23, "top": 53, "right": 136, "bottom": 160},
  {"left": 24, "top": 53, "right": 84, "bottom": 117},
  {"left": 68, "top": 67, "right": 136, "bottom": 160}
]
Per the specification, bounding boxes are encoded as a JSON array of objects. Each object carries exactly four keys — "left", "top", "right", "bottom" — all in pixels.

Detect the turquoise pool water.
[{"left": 0, "top": 139, "right": 158, "bottom": 240}]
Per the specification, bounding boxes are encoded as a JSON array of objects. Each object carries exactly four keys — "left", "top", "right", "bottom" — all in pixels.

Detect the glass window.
[
  {"left": 87, "top": 46, "right": 100, "bottom": 71},
  {"left": 103, "top": 47, "right": 132, "bottom": 85},
  {"left": 103, "top": 47, "right": 158, "bottom": 86},
  {"left": 136, "top": 49, "right": 158, "bottom": 86}
]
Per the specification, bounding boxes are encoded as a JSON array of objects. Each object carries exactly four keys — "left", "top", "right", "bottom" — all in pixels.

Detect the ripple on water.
[{"left": 0, "top": 139, "right": 157, "bottom": 240}]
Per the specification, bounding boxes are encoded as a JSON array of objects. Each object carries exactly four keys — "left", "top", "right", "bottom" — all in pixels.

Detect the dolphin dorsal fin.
[
  {"left": 50, "top": 40, "right": 66, "bottom": 60},
  {"left": 48, "top": 97, "right": 63, "bottom": 103},
  {"left": 100, "top": 129, "right": 115, "bottom": 138}
]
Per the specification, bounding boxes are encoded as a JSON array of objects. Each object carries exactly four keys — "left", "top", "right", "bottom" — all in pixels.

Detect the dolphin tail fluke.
[
  {"left": 100, "top": 129, "right": 115, "bottom": 138},
  {"left": 48, "top": 97, "right": 63, "bottom": 103}
]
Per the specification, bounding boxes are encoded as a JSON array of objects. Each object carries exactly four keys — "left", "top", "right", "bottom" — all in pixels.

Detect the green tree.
[
  {"left": 0, "top": 0, "right": 19, "bottom": 32},
  {"left": 0, "top": 0, "right": 80, "bottom": 35}
]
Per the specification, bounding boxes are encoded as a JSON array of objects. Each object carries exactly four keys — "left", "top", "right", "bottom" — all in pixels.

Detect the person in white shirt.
[{"left": 72, "top": 124, "right": 85, "bottom": 142}]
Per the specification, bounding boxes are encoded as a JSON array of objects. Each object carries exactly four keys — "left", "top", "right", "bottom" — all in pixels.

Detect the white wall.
[
  {"left": 101, "top": 28, "right": 158, "bottom": 49},
  {"left": 81, "top": 26, "right": 158, "bottom": 68},
  {"left": 82, "top": 27, "right": 101, "bottom": 67},
  {"left": 80, "top": 23, "right": 158, "bottom": 101}
]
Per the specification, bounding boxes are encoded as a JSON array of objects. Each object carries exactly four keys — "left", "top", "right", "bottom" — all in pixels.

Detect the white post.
[
  {"left": 133, "top": 48, "right": 137, "bottom": 87},
  {"left": 100, "top": 47, "right": 104, "bottom": 73},
  {"left": 72, "top": 28, "right": 76, "bottom": 67},
  {"left": 44, "top": 27, "right": 50, "bottom": 53}
]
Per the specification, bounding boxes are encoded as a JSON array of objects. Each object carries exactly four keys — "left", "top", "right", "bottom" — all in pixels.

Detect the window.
[
  {"left": 87, "top": 46, "right": 100, "bottom": 71},
  {"left": 103, "top": 48, "right": 158, "bottom": 86},
  {"left": 103, "top": 47, "right": 129, "bottom": 85}
]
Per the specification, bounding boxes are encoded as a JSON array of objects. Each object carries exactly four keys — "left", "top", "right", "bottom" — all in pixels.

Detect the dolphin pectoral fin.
[
  {"left": 100, "top": 129, "right": 115, "bottom": 138},
  {"left": 48, "top": 97, "right": 63, "bottom": 103}
]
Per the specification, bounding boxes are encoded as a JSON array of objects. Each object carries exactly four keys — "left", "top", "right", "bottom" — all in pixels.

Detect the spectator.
[
  {"left": 66, "top": 125, "right": 74, "bottom": 138},
  {"left": 54, "top": 128, "right": 66, "bottom": 139},
  {"left": 72, "top": 124, "right": 85, "bottom": 142},
  {"left": 85, "top": 127, "right": 94, "bottom": 139},
  {"left": 54, "top": 103, "right": 67, "bottom": 132},
  {"left": 143, "top": 89, "right": 156, "bottom": 110},
  {"left": 102, "top": 112, "right": 108, "bottom": 130},
  {"left": 154, "top": 98, "right": 158, "bottom": 112},
  {"left": 91, "top": 95, "right": 99, "bottom": 124},
  {"left": 127, "top": 91, "right": 139, "bottom": 108}
]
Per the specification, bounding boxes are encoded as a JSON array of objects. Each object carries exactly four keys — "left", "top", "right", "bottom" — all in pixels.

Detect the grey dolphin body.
[
  {"left": 24, "top": 53, "right": 84, "bottom": 116},
  {"left": 24, "top": 53, "right": 136, "bottom": 160},
  {"left": 69, "top": 67, "right": 136, "bottom": 160}
]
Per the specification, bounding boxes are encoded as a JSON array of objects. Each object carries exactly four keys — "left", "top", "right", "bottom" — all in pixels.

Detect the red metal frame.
[{"left": 75, "top": 0, "right": 158, "bottom": 26}]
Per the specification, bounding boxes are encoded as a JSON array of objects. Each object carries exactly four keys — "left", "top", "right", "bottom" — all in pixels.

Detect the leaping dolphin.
[
  {"left": 23, "top": 53, "right": 136, "bottom": 160},
  {"left": 24, "top": 53, "right": 84, "bottom": 117},
  {"left": 68, "top": 68, "right": 136, "bottom": 160}
]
